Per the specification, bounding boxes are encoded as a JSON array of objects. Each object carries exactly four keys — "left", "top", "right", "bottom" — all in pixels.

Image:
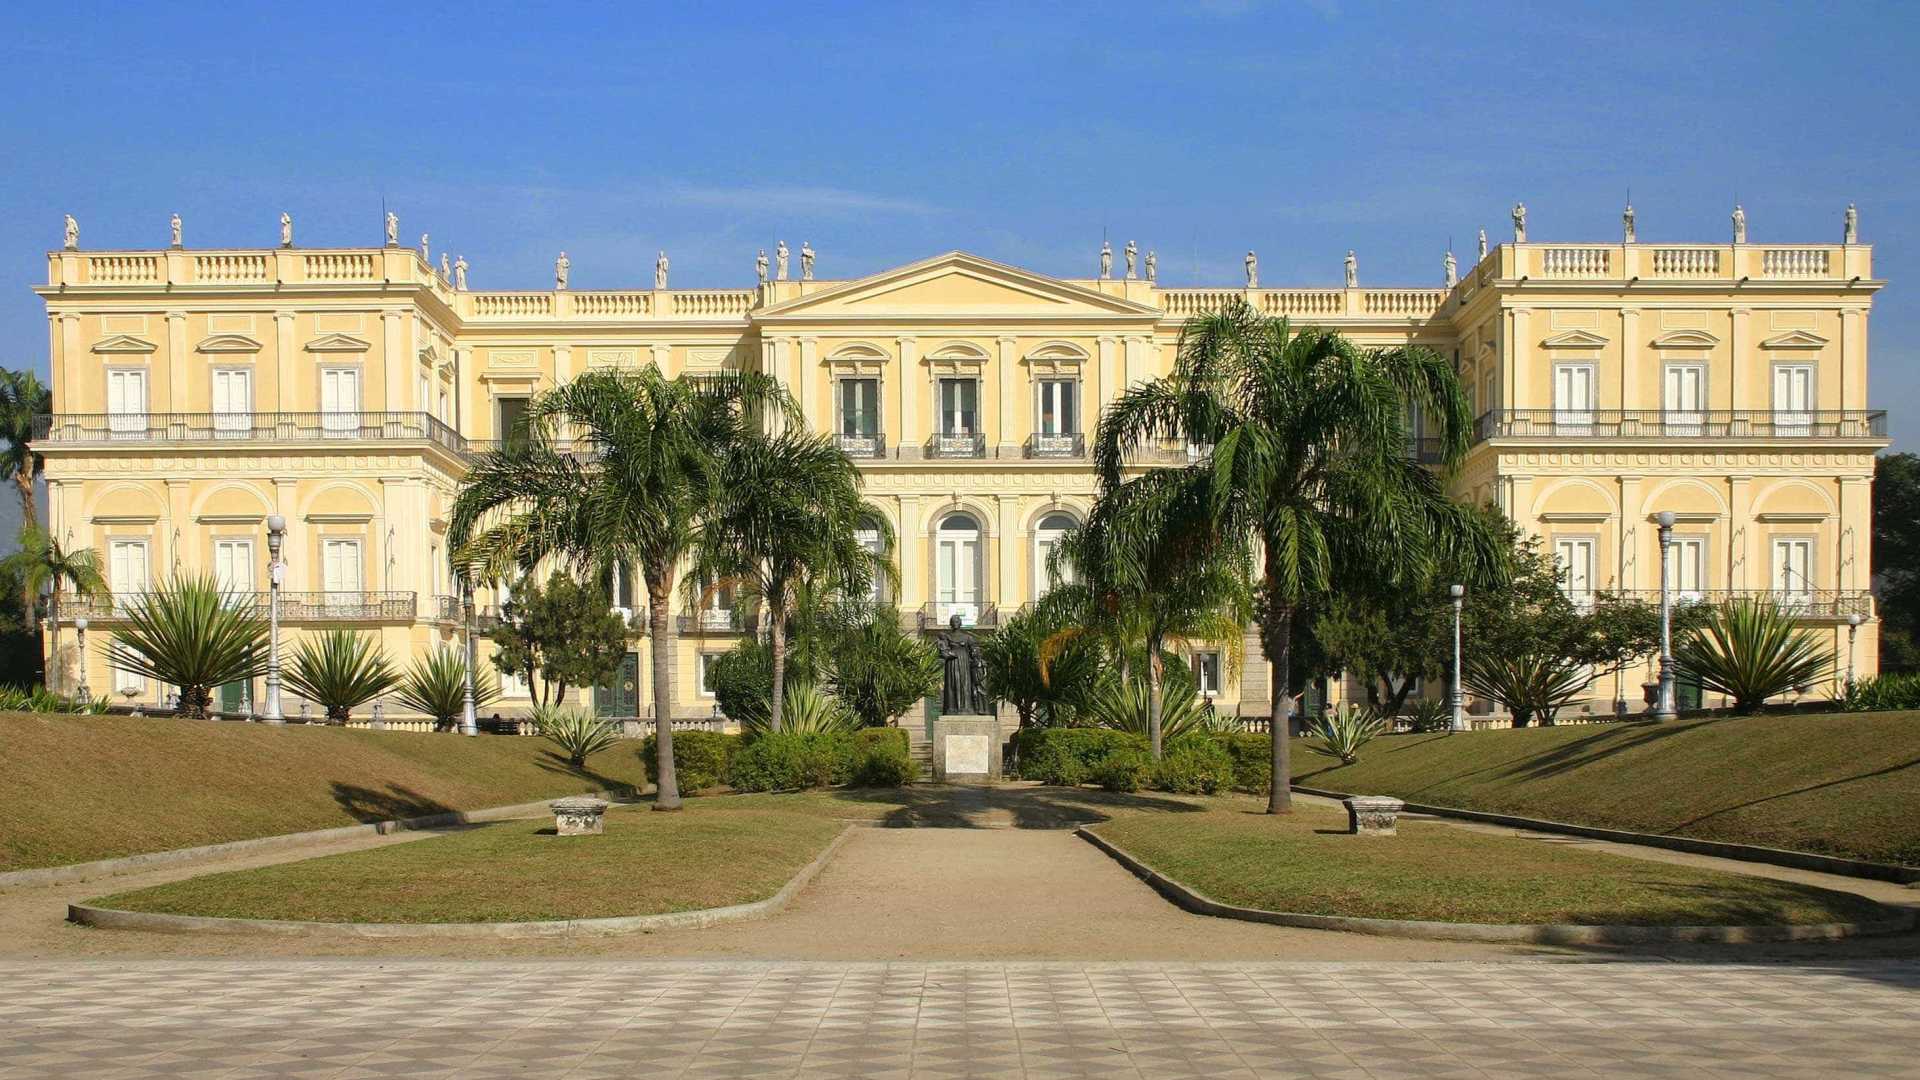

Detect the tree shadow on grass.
[
  {"left": 1664, "top": 756, "right": 1920, "bottom": 835},
  {"left": 791, "top": 783, "right": 1208, "bottom": 830},
  {"left": 1295, "top": 721, "right": 1713, "bottom": 799},
  {"left": 530, "top": 750, "right": 642, "bottom": 798},
  {"left": 330, "top": 782, "right": 455, "bottom": 824}
]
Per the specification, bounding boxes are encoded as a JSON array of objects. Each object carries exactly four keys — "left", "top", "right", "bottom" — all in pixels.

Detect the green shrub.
[
  {"left": 728, "top": 732, "right": 845, "bottom": 791},
  {"left": 851, "top": 732, "right": 915, "bottom": 787},
  {"left": 640, "top": 730, "right": 741, "bottom": 795},
  {"left": 1403, "top": 697, "right": 1452, "bottom": 734},
  {"left": 1092, "top": 747, "right": 1152, "bottom": 792},
  {"left": 1308, "top": 704, "right": 1387, "bottom": 765},
  {"left": 1836, "top": 671, "right": 1920, "bottom": 713},
  {"left": 1009, "top": 727, "right": 1148, "bottom": 784},
  {"left": 1151, "top": 734, "right": 1236, "bottom": 795},
  {"left": 533, "top": 704, "right": 621, "bottom": 767},
  {"left": 1675, "top": 598, "right": 1835, "bottom": 714},
  {"left": 1212, "top": 732, "right": 1272, "bottom": 794}
]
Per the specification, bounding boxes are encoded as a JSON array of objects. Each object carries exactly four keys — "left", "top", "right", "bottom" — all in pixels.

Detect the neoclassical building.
[{"left": 32, "top": 208, "right": 1887, "bottom": 723}]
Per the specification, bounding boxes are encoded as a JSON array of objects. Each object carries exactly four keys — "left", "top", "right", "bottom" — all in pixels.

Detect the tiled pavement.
[{"left": 2, "top": 960, "right": 1917, "bottom": 1078}]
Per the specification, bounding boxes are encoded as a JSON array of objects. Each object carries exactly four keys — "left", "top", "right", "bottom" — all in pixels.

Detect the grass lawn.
[
  {"left": 93, "top": 804, "right": 844, "bottom": 923},
  {"left": 1289, "top": 711, "right": 1920, "bottom": 866},
  {"left": 1094, "top": 804, "right": 1889, "bottom": 926},
  {"left": 0, "top": 712, "right": 652, "bottom": 871}
]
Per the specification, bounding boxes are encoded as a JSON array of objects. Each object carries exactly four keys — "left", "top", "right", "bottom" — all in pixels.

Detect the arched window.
[
  {"left": 1034, "top": 513, "right": 1077, "bottom": 597},
  {"left": 856, "top": 516, "right": 890, "bottom": 603},
  {"left": 935, "top": 512, "right": 983, "bottom": 624}
]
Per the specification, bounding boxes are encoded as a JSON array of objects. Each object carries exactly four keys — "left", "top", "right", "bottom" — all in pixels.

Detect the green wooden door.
[
  {"left": 1677, "top": 673, "right": 1704, "bottom": 711},
  {"left": 596, "top": 652, "right": 640, "bottom": 718},
  {"left": 218, "top": 680, "right": 250, "bottom": 715}
]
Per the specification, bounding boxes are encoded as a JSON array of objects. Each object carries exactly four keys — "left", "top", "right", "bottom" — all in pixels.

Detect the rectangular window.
[
  {"left": 1193, "top": 652, "right": 1222, "bottom": 698},
  {"left": 610, "top": 562, "right": 635, "bottom": 613},
  {"left": 211, "top": 368, "right": 252, "bottom": 438},
  {"left": 696, "top": 653, "right": 719, "bottom": 698},
  {"left": 320, "top": 367, "right": 360, "bottom": 437},
  {"left": 1553, "top": 537, "right": 1595, "bottom": 610},
  {"left": 1772, "top": 364, "right": 1814, "bottom": 436},
  {"left": 1666, "top": 536, "right": 1706, "bottom": 602},
  {"left": 1771, "top": 537, "right": 1815, "bottom": 600},
  {"left": 109, "top": 539, "right": 149, "bottom": 615},
  {"left": 418, "top": 373, "right": 431, "bottom": 414},
  {"left": 1552, "top": 363, "right": 1595, "bottom": 435},
  {"left": 213, "top": 539, "right": 255, "bottom": 595},
  {"left": 496, "top": 395, "right": 531, "bottom": 450},
  {"left": 839, "top": 378, "right": 879, "bottom": 436},
  {"left": 939, "top": 378, "right": 977, "bottom": 435},
  {"left": 1662, "top": 363, "right": 1705, "bottom": 436},
  {"left": 106, "top": 368, "right": 148, "bottom": 438},
  {"left": 1036, "top": 380, "right": 1077, "bottom": 436},
  {"left": 321, "top": 539, "right": 362, "bottom": 613}
]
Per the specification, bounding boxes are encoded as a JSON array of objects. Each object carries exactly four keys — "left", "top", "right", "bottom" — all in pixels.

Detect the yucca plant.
[
  {"left": 1676, "top": 597, "right": 1835, "bottom": 714},
  {"left": 534, "top": 704, "right": 621, "bottom": 767},
  {"left": 1403, "top": 697, "right": 1452, "bottom": 734},
  {"left": 1082, "top": 673, "right": 1208, "bottom": 741},
  {"left": 1463, "top": 649, "right": 1593, "bottom": 727},
  {"left": 394, "top": 645, "right": 502, "bottom": 730},
  {"left": 283, "top": 628, "right": 400, "bottom": 724},
  {"left": 1308, "top": 704, "right": 1388, "bottom": 765},
  {"left": 743, "top": 678, "right": 858, "bottom": 738},
  {"left": 103, "top": 573, "right": 269, "bottom": 720}
]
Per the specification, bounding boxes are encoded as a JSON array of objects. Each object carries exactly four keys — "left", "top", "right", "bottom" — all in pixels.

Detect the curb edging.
[
  {"left": 2, "top": 789, "right": 637, "bottom": 890},
  {"left": 1291, "top": 785, "right": 1920, "bottom": 886},
  {"left": 67, "top": 824, "right": 856, "bottom": 939},
  {"left": 1076, "top": 826, "right": 1915, "bottom": 945}
]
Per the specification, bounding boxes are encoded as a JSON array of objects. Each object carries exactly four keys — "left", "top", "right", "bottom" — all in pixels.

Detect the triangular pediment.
[
  {"left": 755, "top": 252, "right": 1162, "bottom": 321},
  {"left": 1652, "top": 329, "right": 1721, "bottom": 348},
  {"left": 1761, "top": 329, "right": 1829, "bottom": 349},
  {"left": 92, "top": 334, "right": 156, "bottom": 354},
  {"left": 305, "top": 332, "right": 372, "bottom": 352},
  {"left": 1540, "top": 329, "right": 1609, "bottom": 348},
  {"left": 196, "top": 333, "right": 263, "bottom": 353}
]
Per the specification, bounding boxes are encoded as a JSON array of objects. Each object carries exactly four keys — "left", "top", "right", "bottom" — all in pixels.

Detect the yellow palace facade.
[{"left": 32, "top": 210, "right": 1887, "bottom": 722}]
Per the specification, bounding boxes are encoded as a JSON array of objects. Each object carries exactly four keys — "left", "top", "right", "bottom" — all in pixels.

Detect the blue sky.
[{"left": 4, "top": 1, "right": 1916, "bottom": 445}]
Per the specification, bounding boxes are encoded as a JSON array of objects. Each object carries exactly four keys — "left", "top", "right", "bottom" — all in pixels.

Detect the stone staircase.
[{"left": 905, "top": 729, "right": 934, "bottom": 780}]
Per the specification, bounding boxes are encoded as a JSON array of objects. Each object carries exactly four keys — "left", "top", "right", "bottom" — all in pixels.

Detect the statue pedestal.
[{"left": 931, "top": 715, "right": 1000, "bottom": 782}]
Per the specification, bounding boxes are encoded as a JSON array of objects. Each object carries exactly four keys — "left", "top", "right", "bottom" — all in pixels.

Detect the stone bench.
[
  {"left": 550, "top": 796, "right": 609, "bottom": 836},
  {"left": 1342, "top": 796, "right": 1405, "bottom": 836}
]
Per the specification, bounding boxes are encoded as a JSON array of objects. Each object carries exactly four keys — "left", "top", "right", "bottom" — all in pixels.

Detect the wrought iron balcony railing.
[
  {"left": 33, "top": 412, "right": 467, "bottom": 453},
  {"left": 1592, "top": 588, "right": 1874, "bottom": 620},
  {"left": 917, "top": 602, "right": 998, "bottom": 630},
  {"left": 833, "top": 432, "right": 887, "bottom": 459},
  {"left": 924, "top": 432, "right": 987, "bottom": 459},
  {"left": 63, "top": 590, "right": 418, "bottom": 623},
  {"left": 1024, "top": 432, "right": 1085, "bottom": 459},
  {"left": 1474, "top": 410, "right": 1888, "bottom": 442},
  {"left": 677, "top": 608, "right": 748, "bottom": 634}
]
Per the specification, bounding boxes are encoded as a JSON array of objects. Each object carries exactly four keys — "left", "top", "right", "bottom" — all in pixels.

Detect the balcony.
[
  {"left": 833, "top": 432, "right": 888, "bottom": 459},
  {"left": 34, "top": 412, "right": 467, "bottom": 455},
  {"left": 917, "top": 602, "right": 998, "bottom": 631},
  {"left": 1474, "top": 410, "right": 1888, "bottom": 442},
  {"left": 1024, "top": 432, "right": 1085, "bottom": 459},
  {"left": 1597, "top": 589, "right": 1874, "bottom": 621},
  {"left": 924, "top": 432, "right": 986, "bottom": 459},
  {"left": 65, "top": 590, "right": 418, "bottom": 624},
  {"left": 677, "top": 608, "right": 748, "bottom": 635}
]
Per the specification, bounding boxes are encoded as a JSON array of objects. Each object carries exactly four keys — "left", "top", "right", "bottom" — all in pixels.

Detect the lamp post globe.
[{"left": 1654, "top": 510, "right": 1678, "bottom": 721}]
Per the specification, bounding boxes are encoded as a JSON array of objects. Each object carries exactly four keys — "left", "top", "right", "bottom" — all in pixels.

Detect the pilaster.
[
  {"left": 273, "top": 477, "right": 300, "bottom": 589},
  {"left": 897, "top": 336, "right": 918, "bottom": 453},
  {"left": 166, "top": 311, "right": 189, "bottom": 413},
  {"left": 1727, "top": 475, "right": 1753, "bottom": 589},
  {"left": 897, "top": 494, "right": 923, "bottom": 609},
  {"left": 380, "top": 310, "right": 406, "bottom": 412},
  {"left": 1839, "top": 474, "right": 1869, "bottom": 590},
  {"left": 58, "top": 314, "right": 81, "bottom": 414},
  {"left": 271, "top": 310, "right": 295, "bottom": 412},
  {"left": 996, "top": 494, "right": 1018, "bottom": 609},
  {"left": 164, "top": 479, "right": 190, "bottom": 574},
  {"left": 1123, "top": 334, "right": 1149, "bottom": 390},
  {"left": 798, "top": 336, "right": 819, "bottom": 432},
  {"left": 650, "top": 342, "right": 669, "bottom": 376},
  {"left": 1729, "top": 308, "right": 1749, "bottom": 410},
  {"left": 1098, "top": 335, "right": 1119, "bottom": 414},
  {"left": 1840, "top": 309, "right": 1862, "bottom": 410},
  {"left": 1619, "top": 308, "right": 1639, "bottom": 410},
  {"left": 1508, "top": 309, "right": 1530, "bottom": 409},
  {"left": 1617, "top": 475, "right": 1642, "bottom": 588},
  {"left": 996, "top": 335, "right": 1017, "bottom": 452}
]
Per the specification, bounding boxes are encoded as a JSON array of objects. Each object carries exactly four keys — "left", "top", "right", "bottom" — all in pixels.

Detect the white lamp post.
[
  {"left": 262, "top": 514, "right": 286, "bottom": 724},
  {"left": 460, "top": 578, "right": 478, "bottom": 736},
  {"left": 1655, "top": 510, "right": 1678, "bottom": 721},
  {"left": 73, "top": 616, "right": 90, "bottom": 705},
  {"left": 1449, "top": 584, "right": 1467, "bottom": 732},
  {"left": 1845, "top": 612, "right": 1864, "bottom": 695}
]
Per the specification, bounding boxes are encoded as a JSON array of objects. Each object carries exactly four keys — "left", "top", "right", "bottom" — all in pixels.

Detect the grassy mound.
[
  {"left": 1095, "top": 806, "right": 1888, "bottom": 927},
  {"left": 1290, "top": 712, "right": 1920, "bottom": 866},
  {"left": 0, "top": 712, "right": 651, "bottom": 871},
  {"left": 93, "top": 806, "right": 843, "bottom": 923}
]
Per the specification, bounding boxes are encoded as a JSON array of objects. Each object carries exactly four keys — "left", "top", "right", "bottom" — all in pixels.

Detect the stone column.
[
  {"left": 553, "top": 344, "right": 572, "bottom": 386},
  {"left": 1619, "top": 308, "right": 1640, "bottom": 412},
  {"left": 1123, "top": 334, "right": 1149, "bottom": 390},
  {"left": 798, "top": 336, "right": 819, "bottom": 432},
  {"left": 996, "top": 335, "right": 1016, "bottom": 454},
  {"left": 58, "top": 314, "right": 81, "bottom": 415},
  {"left": 996, "top": 494, "right": 1019, "bottom": 611},
  {"left": 166, "top": 311, "right": 189, "bottom": 413},
  {"left": 1840, "top": 309, "right": 1862, "bottom": 411},
  {"left": 650, "top": 342, "right": 669, "bottom": 375},
  {"left": 273, "top": 310, "right": 295, "bottom": 412},
  {"left": 897, "top": 494, "right": 923, "bottom": 612},
  {"left": 1729, "top": 308, "right": 1749, "bottom": 410},
  {"left": 1508, "top": 309, "right": 1531, "bottom": 411},
  {"left": 1098, "top": 335, "right": 1119, "bottom": 415},
  {"left": 897, "top": 336, "right": 918, "bottom": 455}
]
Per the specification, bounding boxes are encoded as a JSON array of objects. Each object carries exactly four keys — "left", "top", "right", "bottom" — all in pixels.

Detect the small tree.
[
  {"left": 284, "top": 629, "right": 400, "bottom": 724},
  {"left": 2, "top": 526, "right": 108, "bottom": 690},
  {"left": 103, "top": 574, "right": 268, "bottom": 720},
  {"left": 707, "top": 636, "right": 780, "bottom": 731},
  {"left": 396, "top": 644, "right": 501, "bottom": 730},
  {"left": 488, "top": 571, "right": 630, "bottom": 708},
  {"left": 1676, "top": 597, "right": 1835, "bottom": 714},
  {"left": 981, "top": 602, "right": 1104, "bottom": 727},
  {"left": 825, "top": 599, "right": 940, "bottom": 727}
]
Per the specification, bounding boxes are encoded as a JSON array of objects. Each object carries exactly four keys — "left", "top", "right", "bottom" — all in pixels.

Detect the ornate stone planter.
[
  {"left": 1342, "top": 796, "right": 1405, "bottom": 836},
  {"left": 550, "top": 796, "right": 609, "bottom": 836}
]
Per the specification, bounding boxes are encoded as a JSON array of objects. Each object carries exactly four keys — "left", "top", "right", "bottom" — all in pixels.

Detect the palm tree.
[
  {"left": 1046, "top": 471, "right": 1253, "bottom": 757},
  {"left": 103, "top": 573, "right": 269, "bottom": 719},
  {"left": 689, "top": 429, "right": 892, "bottom": 731},
  {"left": 2, "top": 525, "right": 108, "bottom": 689},
  {"left": 0, "top": 369, "right": 49, "bottom": 531},
  {"left": 1097, "top": 299, "right": 1495, "bottom": 812},
  {"left": 448, "top": 366, "right": 790, "bottom": 810}
]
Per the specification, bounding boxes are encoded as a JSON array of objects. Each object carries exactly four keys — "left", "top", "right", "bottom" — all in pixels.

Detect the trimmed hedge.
[
  {"left": 1093, "top": 747, "right": 1152, "bottom": 792},
  {"left": 1014, "top": 727, "right": 1268, "bottom": 796},
  {"left": 640, "top": 731, "right": 741, "bottom": 796},
  {"left": 1010, "top": 728, "right": 1149, "bottom": 785},
  {"left": 1214, "top": 732, "right": 1273, "bottom": 795},
  {"left": 1152, "top": 734, "right": 1237, "bottom": 795},
  {"left": 728, "top": 726, "right": 915, "bottom": 792}
]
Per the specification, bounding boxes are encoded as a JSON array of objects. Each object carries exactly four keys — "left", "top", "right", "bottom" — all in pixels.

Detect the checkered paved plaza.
[{"left": 3, "top": 960, "right": 1917, "bottom": 1078}]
